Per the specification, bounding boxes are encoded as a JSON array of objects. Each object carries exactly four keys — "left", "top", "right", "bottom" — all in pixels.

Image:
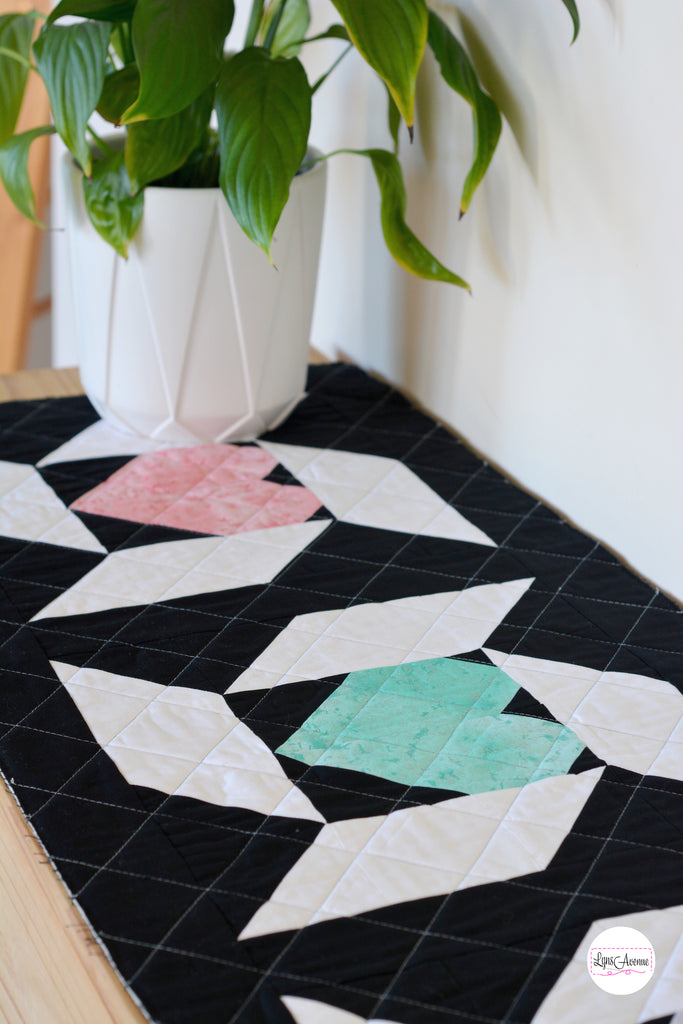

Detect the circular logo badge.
[{"left": 587, "top": 926, "right": 655, "bottom": 994}]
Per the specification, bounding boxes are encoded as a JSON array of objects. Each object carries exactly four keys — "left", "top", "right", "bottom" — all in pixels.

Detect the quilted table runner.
[{"left": 0, "top": 363, "right": 681, "bottom": 1024}]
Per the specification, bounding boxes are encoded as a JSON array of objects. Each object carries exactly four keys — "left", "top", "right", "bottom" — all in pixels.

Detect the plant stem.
[
  {"left": 87, "top": 124, "right": 114, "bottom": 155},
  {"left": 244, "top": 0, "right": 265, "bottom": 47},
  {"left": 311, "top": 43, "right": 352, "bottom": 95},
  {"left": 0, "top": 45, "right": 34, "bottom": 71},
  {"left": 263, "top": 0, "right": 289, "bottom": 52},
  {"left": 116, "top": 23, "right": 135, "bottom": 65}
]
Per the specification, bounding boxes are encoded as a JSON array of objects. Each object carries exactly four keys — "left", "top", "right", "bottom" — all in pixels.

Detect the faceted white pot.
[{"left": 61, "top": 149, "right": 326, "bottom": 442}]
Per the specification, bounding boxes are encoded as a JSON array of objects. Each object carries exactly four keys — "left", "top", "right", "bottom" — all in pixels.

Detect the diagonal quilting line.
[
  {"left": 288, "top": 446, "right": 493, "bottom": 546},
  {"left": 177, "top": 522, "right": 322, "bottom": 569},
  {"left": 333, "top": 458, "right": 407, "bottom": 518},
  {"left": 332, "top": 590, "right": 525, "bottom": 664},
  {"left": 346, "top": 465, "right": 500, "bottom": 611},
  {"left": 33, "top": 525, "right": 329, "bottom": 621},
  {"left": 222, "top": 487, "right": 321, "bottom": 537},
  {"left": 114, "top": 534, "right": 226, "bottom": 571},
  {"left": 0, "top": 632, "right": 81, "bottom": 750},
  {"left": 548, "top": 590, "right": 646, "bottom": 647},
  {"left": 71, "top": 444, "right": 268, "bottom": 526},
  {"left": 35, "top": 563, "right": 188, "bottom": 616},
  {"left": 0, "top": 575, "right": 38, "bottom": 621},
  {"left": 32, "top": 607, "right": 268, "bottom": 671},
  {"left": 570, "top": 679, "right": 682, "bottom": 742},
  {"left": 113, "top": 577, "right": 391, "bottom": 987},
  {"left": 0, "top": 466, "right": 105, "bottom": 553},
  {"left": 72, "top": 469, "right": 181, "bottom": 523},
  {"left": 185, "top": 533, "right": 290, "bottom": 577},
  {"left": 55, "top": 664, "right": 183, "bottom": 754},
  {"left": 145, "top": 461, "right": 271, "bottom": 532},
  {"left": 153, "top": 526, "right": 333, "bottom": 602},
  {"left": 104, "top": 925, "right": 509, "bottom": 1024},
  {"left": 36, "top": 420, "right": 168, "bottom": 467}
]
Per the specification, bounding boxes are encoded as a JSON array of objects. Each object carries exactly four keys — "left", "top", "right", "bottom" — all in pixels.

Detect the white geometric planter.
[{"left": 61, "top": 149, "right": 326, "bottom": 442}]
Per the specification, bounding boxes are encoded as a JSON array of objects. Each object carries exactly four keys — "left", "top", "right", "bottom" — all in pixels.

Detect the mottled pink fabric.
[{"left": 71, "top": 444, "right": 322, "bottom": 536}]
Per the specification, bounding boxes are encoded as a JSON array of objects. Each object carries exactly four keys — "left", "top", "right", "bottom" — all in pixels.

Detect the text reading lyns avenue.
[{"left": 592, "top": 952, "right": 650, "bottom": 973}]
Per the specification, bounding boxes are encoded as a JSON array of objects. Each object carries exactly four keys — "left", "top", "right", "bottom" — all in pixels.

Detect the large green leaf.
[
  {"left": 262, "top": 0, "right": 311, "bottom": 58},
  {"left": 83, "top": 148, "right": 144, "bottom": 257},
  {"left": 362, "top": 148, "right": 469, "bottom": 288},
  {"left": 33, "top": 21, "right": 111, "bottom": 175},
  {"left": 216, "top": 48, "right": 311, "bottom": 257},
  {"left": 47, "top": 0, "right": 136, "bottom": 26},
  {"left": 0, "top": 13, "right": 36, "bottom": 147},
  {"left": 125, "top": 85, "right": 214, "bottom": 192},
  {"left": 559, "top": 0, "right": 580, "bottom": 43},
  {"left": 330, "top": 0, "right": 427, "bottom": 129},
  {"left": 97, "top": 64, "right": 140, "bottom": 124},
  {"left": 0, "top": 125, "right": 56, "bottom": 225},
  {"left": 427, "top": 11, "right": 501, "bottom": 215},
  {"left": 122, "top": 0, "right": 234, "bottom": 123}
]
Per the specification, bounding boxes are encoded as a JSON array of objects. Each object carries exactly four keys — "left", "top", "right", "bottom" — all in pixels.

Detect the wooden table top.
[{"left": 0, "top": 366, "right": 83, "bottom": 404}]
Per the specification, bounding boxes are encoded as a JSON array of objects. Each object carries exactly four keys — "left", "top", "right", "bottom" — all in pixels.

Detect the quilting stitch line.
[{"left": 104, "top": 929, "right": 525, "bottom": 1024}]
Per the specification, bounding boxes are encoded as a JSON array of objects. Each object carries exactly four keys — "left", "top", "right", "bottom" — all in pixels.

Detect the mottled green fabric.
[{"left": 277, "top": 658, "right": 585, "bottom": 794}]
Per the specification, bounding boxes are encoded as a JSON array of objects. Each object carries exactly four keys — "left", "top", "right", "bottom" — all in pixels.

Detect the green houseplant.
[
  {"left": 0, "top": 0, "right": 579, "bottom": 442},
  {"left": 0, "top": 0, "right": 580, "bottom": 281}
]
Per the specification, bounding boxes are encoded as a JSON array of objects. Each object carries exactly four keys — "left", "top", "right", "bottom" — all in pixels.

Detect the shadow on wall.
[{"left": 395, "top": 0, "right": 623, "bottom": 444}]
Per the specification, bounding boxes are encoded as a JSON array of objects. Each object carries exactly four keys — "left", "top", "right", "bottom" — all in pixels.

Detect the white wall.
[{"left": 308, "top": 0, "right": 683, "bottom": 604}]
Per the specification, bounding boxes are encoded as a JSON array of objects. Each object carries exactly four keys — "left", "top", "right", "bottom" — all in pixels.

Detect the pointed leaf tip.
[
  {"left": 330, "top": 0, "right": 428, "bottom": 127},
  {"left": 559, "top": 0, "right": 580, "bottom": 43},
  {"left": 361, "top": 147, "right": 470, "bottom": 288},
  {"left": 427, "top": 11, "right": 502, "bottom": 215}
]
